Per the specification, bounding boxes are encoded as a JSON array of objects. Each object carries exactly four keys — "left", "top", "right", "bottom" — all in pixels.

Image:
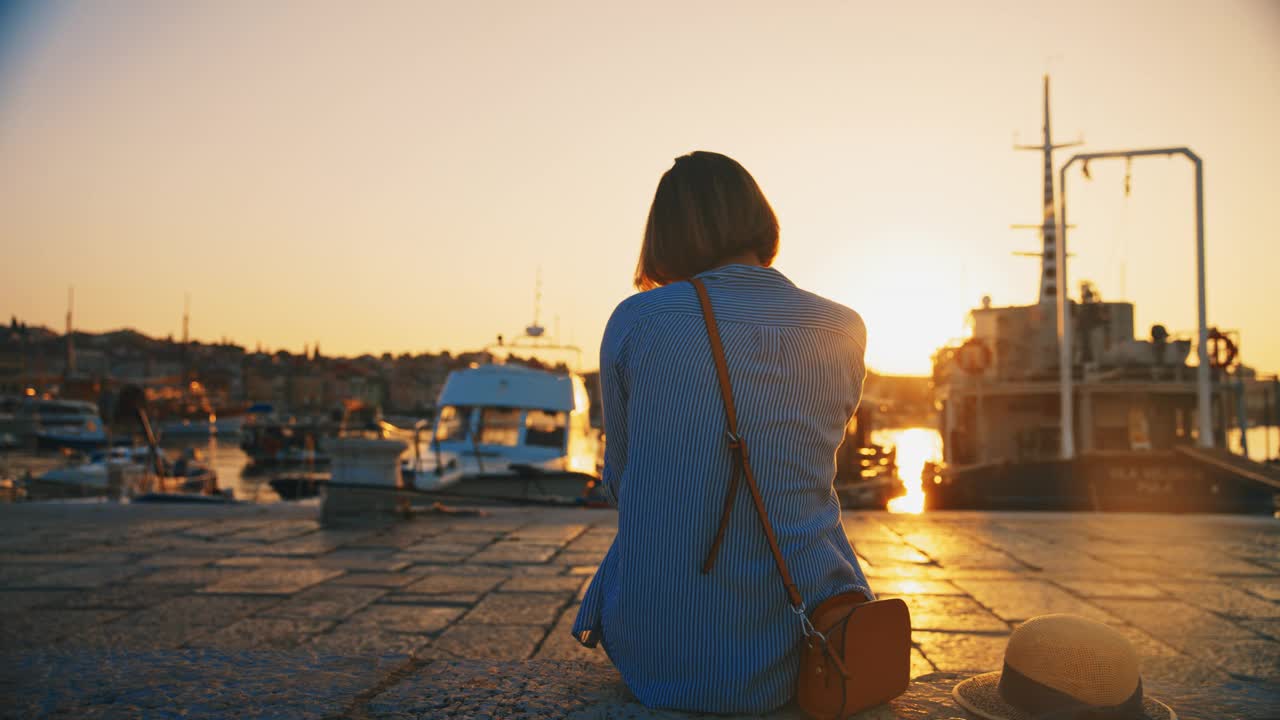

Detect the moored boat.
[
  {"left": 239, "top": 419, "right": 335, "bottom": 467},
  {"left": 402, "top": 362, "right": 600, "bottom": 502},
  {"left": 28, "top": 445, "right": 219, "bottom": 500},
  {"left": 15, "top": 399, "right": 110, "bottom": 451}
]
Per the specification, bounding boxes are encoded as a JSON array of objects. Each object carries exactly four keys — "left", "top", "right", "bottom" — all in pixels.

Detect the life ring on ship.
[
  {"left": 955, "top": 339, "right": 992, "bottom": 375},
  {"left": 934, "top": 347, "right": 957, "bottom": 380},
  {"left": 1206, "top": 329, "right": 1238, "bottom": 369}
]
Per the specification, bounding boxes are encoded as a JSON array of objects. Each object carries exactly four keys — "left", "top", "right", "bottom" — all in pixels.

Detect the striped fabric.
[{"left": 572, "top": 263, "right": 874, "bottom": 713}]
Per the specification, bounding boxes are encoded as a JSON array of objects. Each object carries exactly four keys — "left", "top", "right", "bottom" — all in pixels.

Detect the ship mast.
[
  {"left": 64, "top": 286, "right": 75, "bottom": 379},
  {"left": 182, "top": 293, "right": 191, "bottom": 385},
  {"left": 525, "top": 268, "right": 545, "bottom": 338},
  {"left": 1016, "top": 76, "right": 1079, "bottom": 305}
]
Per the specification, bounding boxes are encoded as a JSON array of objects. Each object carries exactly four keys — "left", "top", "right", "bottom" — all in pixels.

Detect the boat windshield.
[
  {"left": 525, "top": 409, "right": 567, "bottom": 449},
  {"left": 39, "top": 405, "right": 96, "bottom": 419},
  {"left": 38, "top": 404, "right": 99, "bottom": 430},
  {"left": 435, "top": 405, "right": 474, "bottom": 443},
  {"left": 478, "top": 408, "right": 521, "bottom": 446}
]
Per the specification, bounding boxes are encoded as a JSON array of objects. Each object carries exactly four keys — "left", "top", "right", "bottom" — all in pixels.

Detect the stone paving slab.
[
  {"left": 0, "top": 650, "right": 405, "bottom": 720},
  {"left": 346, "top": 604, "right": 466, "bottom": 634},
  {"left": 0, "top": 503, "right": 1277, "bottom": 718},
  {"left": 403, "top": 572, "right": 506, "bottom": 595},
  {"left": 500, "top": 574, "right": 590, "bottom": 593},
  {"left": 199, "top": 566, "right": 345, "bottom": 595},
  {"left": 0, "top": 565, "right": 66, "bottom": 585},
  {"left": 1066, "top": 580, "right": 1170, "bottom": 598},
  {"left": 0, "top": 590, "right": 76, "bottom": 613},
  {"left": 462, "top": 591, "right": 570, "bottom": 625},
  {"left": 870, "top": 579, "right": 962, "bottom": 596},
  {"left": 0, "top": 609, "right": 128, "bottom": 651},
  {"left": 330, "top": 571, "right": 421, "bottom": 588},
  {"left": 949, "top": 578, "right": 1123, "bottom": 623},
  {"left": 22, "top": 564, "right": 144, "bottom": 589},
  {"left": 133, "top": 565, "right": 255, "bottom": 587},
  {"left": 433, "top": 622, "right": 547, "bottom": 660},
  {"left": 258, "top": 584, "right": 388, "bottom": 621},
  {"left": 186, "top": 616, "right": 336, "bottom": 650},
  {"left": 136, "top": 553, "right": 216, "bottom": 568},
  {"left": 887, "top": 595, "right": 1010, "bottom": 633}
]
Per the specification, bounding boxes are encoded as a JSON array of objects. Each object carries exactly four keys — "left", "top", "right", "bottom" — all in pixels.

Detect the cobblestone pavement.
[{"left": 1, "top": 502, "right": 1277, "bottom": 719}]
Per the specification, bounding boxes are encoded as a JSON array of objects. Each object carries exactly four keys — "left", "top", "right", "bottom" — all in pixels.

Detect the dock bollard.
[
  {"left": 107, "top": 464, "right": 126, "bottom": 500},
  {"left": 321, "top": 437, "right": 409, "bottom": 527}
]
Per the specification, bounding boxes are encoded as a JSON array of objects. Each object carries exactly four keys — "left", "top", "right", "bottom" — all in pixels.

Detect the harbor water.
[
  {"left": 5, "top": 425, "right": 1274, "bottom": 511},
  {"left": 173, "top": 437, "right": 284, "bottom": 503}
]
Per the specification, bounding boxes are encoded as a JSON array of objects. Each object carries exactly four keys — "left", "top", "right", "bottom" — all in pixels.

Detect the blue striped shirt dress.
[{"left": 572, "top": 263, "right": 875, "bottom": 713}]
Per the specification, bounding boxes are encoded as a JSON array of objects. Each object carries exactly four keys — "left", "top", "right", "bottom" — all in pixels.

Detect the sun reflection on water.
[{"left": 871, "top": 427, "right": 942, "bottom": 515}]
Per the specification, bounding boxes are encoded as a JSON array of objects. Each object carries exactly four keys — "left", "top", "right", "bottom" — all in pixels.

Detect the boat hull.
[
  {"left": 35, "top": 432, "right": 109, "bottom": 452},
  {"left": 269, "top": 473, "right": 329, "bottom": 500},
  {"left": 928, "top": 451, "right": 1276, "bottom": 514},
  {"left": 157, "top": 419, "right": 244, "bottom": 438},
  {"left": 434, "top": 471, "right": 594, "bottom": 503}
]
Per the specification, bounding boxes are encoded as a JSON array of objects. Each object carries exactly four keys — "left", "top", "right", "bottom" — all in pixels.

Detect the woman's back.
[{"left": 573, "top": 262, "right": 873, "bottom": 713}]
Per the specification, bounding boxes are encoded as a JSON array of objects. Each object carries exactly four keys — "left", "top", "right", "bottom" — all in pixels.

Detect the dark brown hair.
[{"left": 634, "top": 151, "right": 779, "bottom": 290}]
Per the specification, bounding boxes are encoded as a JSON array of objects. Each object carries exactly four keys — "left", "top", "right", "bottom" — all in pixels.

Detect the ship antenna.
[
  {"left": 1014, "top": 75, "right": 1082, "bottom": 305},
  {"left": 64, "top": 286, "right": 75, "bottom": 378},
  {"left": 525, "top": 267, "right": 545, "bottom": 338},
  {"left": 534, "top": 267, "right": 541, "bottom": 328},
  {"left": 182, "top": 293, "right": 192, "bottom": 385}
]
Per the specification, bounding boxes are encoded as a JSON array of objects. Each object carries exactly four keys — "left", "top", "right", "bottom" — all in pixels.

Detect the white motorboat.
[
  {"left": 31, "top": 446, "right": 148, "bottom": 495},
  {"left": 31, "top": 445, "right": 217, "bottom": 498},
  {"left": 402, "top": 362, "right": 601, "bottom": 501},
  {"left": 15, "top": 399, "right": 108, "bottom": 451},
  {"left": 36, "top": 462, "right": 112, "bottom": 490}
]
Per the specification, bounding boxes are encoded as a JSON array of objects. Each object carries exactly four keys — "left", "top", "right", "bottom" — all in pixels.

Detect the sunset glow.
[
  {"left": 877, "top": 428, "right": 944, "bottom": 515},
  {"left": 0, "top": 2, "right": 1277, "bottom": 376}
]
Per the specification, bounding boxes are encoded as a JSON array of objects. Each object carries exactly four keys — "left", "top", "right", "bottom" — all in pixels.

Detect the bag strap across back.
[{"left": 691, "top": 277, "right": 805, "bottom": 611}]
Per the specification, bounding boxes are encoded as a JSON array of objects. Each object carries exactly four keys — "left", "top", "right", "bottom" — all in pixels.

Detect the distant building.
[
  {"left": 245, "top": 369, "right": 288, "bottom": 407},
  {"left": 0, "top": 345, "right": 23, "bottom": 395},
  {"left": 288, "top": 374, "right": 324, "bottom": 410}
]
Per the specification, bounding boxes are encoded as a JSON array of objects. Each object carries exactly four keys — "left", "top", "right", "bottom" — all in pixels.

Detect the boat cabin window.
[
  {"left": 40, "top": 405, "right": 93, "bottom": 419},
  {"left": 478, "top": 408, "right": 521, "bottom": 446},
  {"left": 436, "top": 405, "right": 473, "bottom": 442},
  {"left": 525, "top": 409, "right": 567, "bottom": 448}
]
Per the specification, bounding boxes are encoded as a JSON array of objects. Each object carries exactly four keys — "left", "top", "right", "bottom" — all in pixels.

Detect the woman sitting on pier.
[{"left": 572, "top": 151, "right": 876, "bottom": 713}]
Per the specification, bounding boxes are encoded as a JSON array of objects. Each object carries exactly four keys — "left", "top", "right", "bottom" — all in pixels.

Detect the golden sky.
[{"left": 1, "top": 0, "right": 1277, "bottom": 375}]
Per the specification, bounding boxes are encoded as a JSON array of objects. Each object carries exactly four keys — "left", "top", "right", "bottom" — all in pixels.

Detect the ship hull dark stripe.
[{"left": 928, "top": 453, "right": 1276, "bottom": 514}]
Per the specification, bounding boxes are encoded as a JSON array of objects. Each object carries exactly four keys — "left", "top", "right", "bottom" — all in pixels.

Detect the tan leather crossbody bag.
[{"left": 690, "top": 278, "right": 912, "bottom": 719}]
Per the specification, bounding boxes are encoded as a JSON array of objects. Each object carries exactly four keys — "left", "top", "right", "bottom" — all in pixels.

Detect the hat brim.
[{"left": 952, "top": 671, "right": 1176, "bottom": 720}]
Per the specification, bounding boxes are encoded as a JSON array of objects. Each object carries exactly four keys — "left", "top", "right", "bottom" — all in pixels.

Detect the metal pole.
[
  {"left": 1191, "top": 154, "right": 1212, "bottom": 448},
  {"left": 977, "top": 376, "right": 987, "bottom": 464},
  {"left": 1267, "top": 378, "right": 1275, "bottom": 460},
  {"left": 1056, "top": 164, "right": 1074, "bottom": 460},
  {"left": 1057, "top": 146, "right": 1212, "bottom": 458},
  {"left": 1236, "top": 373, "right": 1249, "bottom": 457}
]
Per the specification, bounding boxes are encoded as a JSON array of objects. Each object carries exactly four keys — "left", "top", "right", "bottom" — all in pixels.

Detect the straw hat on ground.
[{"left": 952, "top": 614, "right": 1175, "bottom": 720}]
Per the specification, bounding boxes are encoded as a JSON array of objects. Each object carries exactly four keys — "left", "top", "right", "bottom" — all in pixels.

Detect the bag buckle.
[
  {"left": 792, "top": 603, "right": 822, "bottom": 641},
  {"left": 796, "top": 603, "right": 851, "bottom": 679}
]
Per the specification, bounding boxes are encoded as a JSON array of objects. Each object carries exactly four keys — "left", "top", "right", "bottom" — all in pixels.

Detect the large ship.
[{"left": 926, "top": 78, "right": 1279, "bottom": 514}]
